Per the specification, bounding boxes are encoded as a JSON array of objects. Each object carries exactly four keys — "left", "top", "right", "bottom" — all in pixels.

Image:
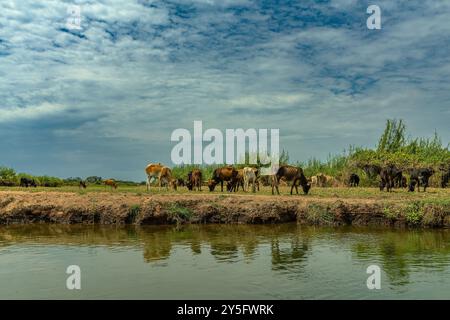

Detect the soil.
[{"left": 0, "top": 191, "right": 449, "bottom": 227}]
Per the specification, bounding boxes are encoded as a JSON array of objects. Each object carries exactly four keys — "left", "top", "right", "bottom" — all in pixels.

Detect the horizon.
[{"left": 1, "top": 1, "right": 450, "bottom": 181}]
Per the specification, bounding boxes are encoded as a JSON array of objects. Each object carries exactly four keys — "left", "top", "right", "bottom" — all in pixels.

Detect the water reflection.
[{"left": 0, "top": 224, "right": 449, "bottom": 288}]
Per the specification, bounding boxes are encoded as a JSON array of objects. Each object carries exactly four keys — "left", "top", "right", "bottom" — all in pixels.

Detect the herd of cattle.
[
  {"left": 142, "top": 162, "right": 450, "bottom": 195},
  {"left": 15, "top": 162, "right": 450, "bottom": 194},
  {"left": 145, "top": 163, "right": 311, "bottom": 195}
]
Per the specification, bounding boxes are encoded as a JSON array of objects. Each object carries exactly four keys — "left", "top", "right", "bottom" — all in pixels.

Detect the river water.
[{"left": 0, "top": 224, "right": 449, "bottom": 299}]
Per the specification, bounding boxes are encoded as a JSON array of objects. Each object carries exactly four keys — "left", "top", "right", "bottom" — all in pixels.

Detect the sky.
[{"left": 0, "top": 0, "right": 449, "bottom": 181}]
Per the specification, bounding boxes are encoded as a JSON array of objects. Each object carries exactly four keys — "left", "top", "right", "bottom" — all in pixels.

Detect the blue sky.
[{"left": 0, "top": 0, "right": 449, "bottom": 181}]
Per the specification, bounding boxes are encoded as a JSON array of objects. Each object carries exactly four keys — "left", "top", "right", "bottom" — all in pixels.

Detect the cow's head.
[
  {"left": 207, "top": 179, "right": 217, "bottom": 192},
  {"left": 302, "top": 182, "right": 311, "bottom": 195},
  {"left": 169, "top": 179, "right": 178, "bottom": 190}
]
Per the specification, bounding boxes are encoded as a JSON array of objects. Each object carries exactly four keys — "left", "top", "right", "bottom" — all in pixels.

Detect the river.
[{"left": 0, "top": 224, "right": 449, "bottom": 299}]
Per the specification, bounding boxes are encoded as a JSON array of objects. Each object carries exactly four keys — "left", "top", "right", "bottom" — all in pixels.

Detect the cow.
[
  {"left": 187, "top": 169, "right": 202, "bottom": 191},
  {"left": 440, "top": 164, "right": 450, "bottom": 188},
  {"left": 145, "top": 163, "right": 164, "bottom": 191},
  {"left": 394, "top": 174, "right": 407, "bottom": 188},
  {"left": 324, "top": 175, "right": 336, "bottom": 187},
  {"left": 175, "top": 178, "right": 185, "bottom": 187},
  {"left": 310, "top": 175, "right": 318, "bottom": 187},
  {"left": 315, "top": 173, "right": 327, "bottom": 187},
  {"left": 272, "top": 165, "right": 311, "bottom": 195},
  {"left": 158, "top": 166, "right": 173, "bottom": 191},
  {"left": 79, "top": 180, "right": 87, "bottom": 189},
  {"left": 145, "top": 163, "right": 174, "bottom": 191},
  {"left": 20, "top": 177, "right": 37, "bottom": 188},
  {"left": 349, "top": 173, "right": 360, "bottom": 187},
  {"left": 243, "top": 167, "right": 258, "bottom": 193},
  {"left": 227, "top": 169, "right": 244, "bottom": 192},
  {"left": 442, "top": 172, "right": 449, "bottom": 188},
  {"left": 208, "top": 166, "right": 238, "bottom": 192},
  {"left": 408, "top": 168, "right": 434, "bottom": 192},
  {"left": 379, "top": 165, "right": 402, "bottom": 192},
  {"left": 169, "top": 178, "right": 185, "bottom": 191},
  {"left": 361, "top": 164, "right": 382, "bottom": 179},
  {"left": 104, "top": 179, "right": 117, "bottom": 189}
]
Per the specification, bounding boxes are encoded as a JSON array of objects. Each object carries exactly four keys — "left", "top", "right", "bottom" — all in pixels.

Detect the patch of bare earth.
[{"left": 0, "top": 191, "right": 448, "bottom": 227}]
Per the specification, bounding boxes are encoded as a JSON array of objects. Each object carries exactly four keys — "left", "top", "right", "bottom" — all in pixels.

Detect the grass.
[
  {"left": 168, "top": 203, "right": 193, "bottom": 221},
  {"left": 404, "top": 202, "right": 424, "bottom": 225},
  {"left": 127, "top": 204, "right": 141, "bottom": 223},
  {"left": 2, "top": 185, "right": 449, "bottom": 202}
]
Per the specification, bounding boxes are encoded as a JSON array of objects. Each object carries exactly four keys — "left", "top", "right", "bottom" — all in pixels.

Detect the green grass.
[
  {"left": 128, "top": 204, "right": 141, "bottom": 223},
  {"left": 168, "top": 203, "right": 193, "bottom": 221},
  {"left": 405, "top": 202, "right": 424, "bottom": 225}
]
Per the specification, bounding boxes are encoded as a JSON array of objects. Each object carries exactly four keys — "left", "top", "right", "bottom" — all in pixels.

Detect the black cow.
[
  {"left": 441, "top": 172, "right": 449, "bottom": 188},
  {"left": 349, "top": 173, "right": 360, "bottom": 187},
  {"left": 379, "top": 165, "right": 402, "bottom": 192},
  {"left": 20, "top": 177, "right": 37, "bottom": 188},
  {"left": 362, "top": 164, "right": 381, "bottom": 179},
  {"left": 408, "top": 168, "right": 434, "bottom": 192},
  {"left": 393, "top": 171, "right": 407, "bottom": 188},
  {"left": 79, "top": 180, "right": 87, "bottom": 189}
]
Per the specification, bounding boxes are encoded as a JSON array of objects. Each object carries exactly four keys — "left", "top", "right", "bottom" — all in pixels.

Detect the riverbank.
[{"left": 1, "top": 189, "right": 449, "bottom": 227}]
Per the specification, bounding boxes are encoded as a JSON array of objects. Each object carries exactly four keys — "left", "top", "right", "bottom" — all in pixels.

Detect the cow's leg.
[
  {"left": 146, "top": 176, "right": 151, "bottom": 192},
  {"left": 221, "top": 181, "right": 224, "bottom": 192}
]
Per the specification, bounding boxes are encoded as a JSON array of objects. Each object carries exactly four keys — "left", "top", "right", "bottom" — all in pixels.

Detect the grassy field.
[{"left": 1, "top": 185, "right": 449, "bottom": 203}]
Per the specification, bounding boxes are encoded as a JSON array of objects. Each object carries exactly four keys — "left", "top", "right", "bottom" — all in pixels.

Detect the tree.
[{"left": 377, "top": 119, "right": 406, "bottom": 153}]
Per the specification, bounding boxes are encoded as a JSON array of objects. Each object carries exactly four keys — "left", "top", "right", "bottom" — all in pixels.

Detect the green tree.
[{"left": 377, "top": 119, "right": 406, "bottom": 153}]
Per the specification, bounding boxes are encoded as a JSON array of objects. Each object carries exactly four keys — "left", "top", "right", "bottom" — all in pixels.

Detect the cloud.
[
  {"left": 0, "top": 0, "right": 449, "bottom": 180},
  {"left": 0, "top": 103, "right": 68, "bottom": 123}
]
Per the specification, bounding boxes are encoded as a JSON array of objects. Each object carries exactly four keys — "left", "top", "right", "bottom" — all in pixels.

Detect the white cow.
[{"left": 243, "top": 167, "right": 258, "bottom": 193}]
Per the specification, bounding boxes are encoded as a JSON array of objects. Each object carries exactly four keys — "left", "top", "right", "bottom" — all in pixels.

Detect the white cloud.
[{"left": 0, "top": 103, "right": 68, "bottom": 122}]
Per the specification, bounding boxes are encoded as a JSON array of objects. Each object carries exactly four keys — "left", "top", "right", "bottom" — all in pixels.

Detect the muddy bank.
[{"left": 0, "top": 191, "right": 449, "bottom": 227}]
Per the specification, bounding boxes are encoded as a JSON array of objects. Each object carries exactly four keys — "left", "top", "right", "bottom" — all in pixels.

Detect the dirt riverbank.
[{"left": 1, "top": 190, "right": 449, "bottom": 227}]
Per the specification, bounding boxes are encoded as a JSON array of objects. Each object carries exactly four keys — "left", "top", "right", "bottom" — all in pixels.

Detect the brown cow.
[
  {"left": 227, "top": 168, "right": 245, "bottom": 192},
  {"left": 208, "top": 166, "right": 238, "bottom": 192},
  {"left": 187, "top": 169, "right": 202, "bottom": 191},
  {"left": 104, "top": 179, "right": 117, "bottom": 189},
  {"left": 316, "top": 173, "right": 327, "bottom": 187},
  {"left": 158, "top": 166, "right": 173, "bottom": 191},
  {"left": 145, "top": 163, "right": 163, "bottom": 191},
  {"left": 145, "top": 163, "right": 175, "bottom": 191},
  {"left": 272, "top": 165, "right": 311, "bottom": 195}
]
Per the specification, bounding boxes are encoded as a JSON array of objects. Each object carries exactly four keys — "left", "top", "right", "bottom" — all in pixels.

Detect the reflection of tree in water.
[
  {"left": 210, "top": 239, "right": 239, "bottom": 262},
  {"left": 142, "top": 232, "right": 172, "bottom": 263},
  {"left": 379, "top": 242, "right": 410, "bottom": 286},
  {"left": 241, "top": 238, "right": 258, "bottom": 261},
  {"left": 271, "top": 236, "right": 309, "bottom": 273},
  {"left": 190, "top": 241, "right": 202, "bottom": 255},
  {"left": 351, "top": 229, "right": 450, "bottom": 288}
]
